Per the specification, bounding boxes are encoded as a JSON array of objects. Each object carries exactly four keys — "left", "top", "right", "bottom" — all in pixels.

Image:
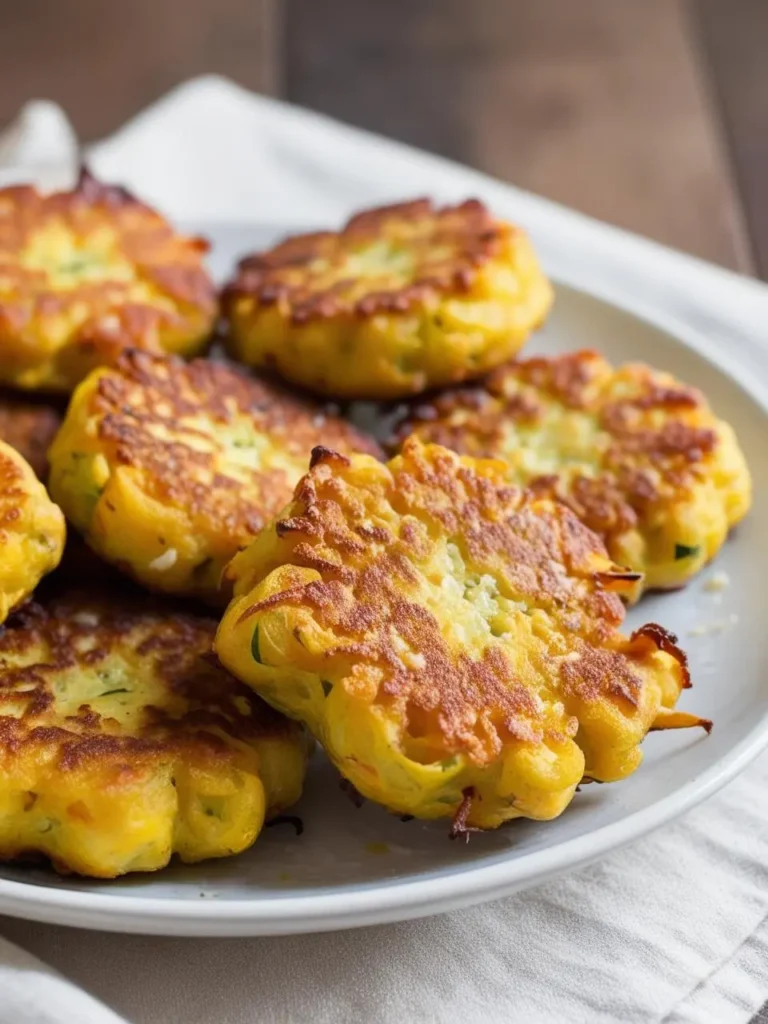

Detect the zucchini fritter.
[
  {"left": 0, "top": 441, "right": 65, "bottom": 623},
  {"left": 216, "top": 440, "right": 706, "bottom": 832},
  {"left": 0, "top": 592, "right": 308, "bottom": 878},
  {"left": 48, "top": 351, "right": 381, "bottom": 604},
  {"left": 0, "top": 392, "right": 62, "bottom": 479},
  {"left": 222, "top": 198, "right": 553, "bottom": 399},
  {"left": 0, "top": 168, "right": 216, "bottom": 393},
  {"left": 395, "top": 351, "right": 751, "bottom": 596}
]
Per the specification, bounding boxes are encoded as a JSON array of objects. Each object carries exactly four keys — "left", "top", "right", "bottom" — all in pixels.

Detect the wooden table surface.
[{"left": 1, "top": 0, "right": 766, "bottom": 279}]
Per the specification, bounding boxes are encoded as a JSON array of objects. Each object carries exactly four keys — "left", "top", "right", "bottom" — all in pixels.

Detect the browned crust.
[
  {"left": 394, "top": 350, "right": 719, "bottom": 545},
  {"left": 449, "top": 787, "right": 480, "bottom": 840},
  {"left": 0, "top": 590, "right": 297, "bottom": 769},
  {"left": 235, "top": 441, "right": 671, "bottom": 764},
  {"left": 0, "top": 445, "right": 27, "bottom": 531},
  {"left": 223, "top": 198, "right": 515, "bottom": 323},
  {"left": 630, "top": 622, "right": 691, "bottom": 688},
  {"left": 559, "top": 640, "right": 644, "bottom": 709},
  {"left": 0, "top": 393, "right": 62, "bottom": 479},
  {"left": 83, "top": 351, "right": 382, "bottom": 541},
  {"left": 261, "top": 441, "right": 630, "bottom": 634},
  {"left": 0, "top": 166, "right": 216, "bottom": 359}
]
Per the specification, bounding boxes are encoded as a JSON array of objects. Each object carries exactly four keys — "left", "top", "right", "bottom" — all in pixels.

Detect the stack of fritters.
[{"left": 0, "top": 175, "right": 749, "bottom": 875}]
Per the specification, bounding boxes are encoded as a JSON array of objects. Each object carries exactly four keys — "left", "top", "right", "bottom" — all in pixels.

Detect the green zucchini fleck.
[
  {"left": 674, "top": 543, "right": 701, "bottom": 561},
  {"left": 321, "top": 680, "right": 333, "bottom": 696},
  {"left": 100, "top": 687, "right": 130, "bottom": 697},
  {"left": 251, "top": 625, "right": 263, "bottom": 664}
]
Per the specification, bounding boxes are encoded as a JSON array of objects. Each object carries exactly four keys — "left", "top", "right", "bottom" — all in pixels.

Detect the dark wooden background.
[{"left": 1, "top": 0, "right": 766, "bottom": 279}]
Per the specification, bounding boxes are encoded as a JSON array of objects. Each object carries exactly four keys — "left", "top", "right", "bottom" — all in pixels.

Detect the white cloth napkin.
[{"left": 1, "top": 76, "right": 767, "bottom": 1024}]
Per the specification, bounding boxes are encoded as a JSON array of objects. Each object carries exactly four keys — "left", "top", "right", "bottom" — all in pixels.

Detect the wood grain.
[
  {"left": 286, "top": 0, "right": 750, "bottom": 270},
  {"left": 0, "top": 0, "right": 758, "bottom": 275},
  {"left": 0, "top": 0, "right": 280, "bottom": 141},
  {"left": 695, "top": 0, "right": 768, "bottom": 278}
]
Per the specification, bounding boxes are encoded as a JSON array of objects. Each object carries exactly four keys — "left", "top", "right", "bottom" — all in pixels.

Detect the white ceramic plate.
[{"left": 1, "top": 224, "right": 766, "bottom": 937}]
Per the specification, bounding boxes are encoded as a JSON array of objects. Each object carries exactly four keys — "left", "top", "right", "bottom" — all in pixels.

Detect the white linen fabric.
[{"left": 0, "top": 76, "right": 766, "bottom": 1024}]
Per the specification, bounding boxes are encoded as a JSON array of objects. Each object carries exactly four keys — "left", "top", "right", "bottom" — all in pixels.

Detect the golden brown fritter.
[
  {"left": 48, "top": 351, "right": 382, "bottom": 603},
  {"left": 0, "top": 168, "right": 216, "bottom": 392},
  {"left": 0, "top": 591, "right": 308, "bottom": 878},
  {"left": 0, "top": 391, "right": 62, "bottom": 478},
  {"left": 217, "top": 439, "right": 706, "bottom": 831},
  {"left": 394, "top": 350, "right": 751, "bottom": 596},
  {"left": 0, "top": 440, "right": 65, "bottom": 623},
  {"left": 222, "top": 198, "right": 553, "bottom": 399}
]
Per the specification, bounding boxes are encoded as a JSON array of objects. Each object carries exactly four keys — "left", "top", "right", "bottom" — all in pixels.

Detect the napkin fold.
[
  {"left": 0, "top": 76, "right": 767, "bottom": 1024},
  {"left": 0, "top": 934, "right": 126, "bottom": 1024}
]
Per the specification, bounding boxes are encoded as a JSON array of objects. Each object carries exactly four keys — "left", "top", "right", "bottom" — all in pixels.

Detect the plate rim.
[{"left": 3, "top": 266, "right": 767, "bottom": 937}]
